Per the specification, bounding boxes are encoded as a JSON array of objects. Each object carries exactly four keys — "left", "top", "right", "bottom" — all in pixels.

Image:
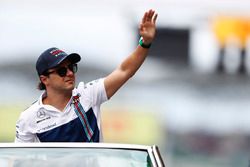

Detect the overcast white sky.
[{"left": 1, "top": 0, "right": 250, "bottom": 67}]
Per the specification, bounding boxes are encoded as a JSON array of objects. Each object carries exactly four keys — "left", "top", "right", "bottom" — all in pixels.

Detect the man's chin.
[
  {"left": 65, "top": 83, "right": 75, "bottom": 91},
  {"left": 69, "top": 84, "right": 75, "bottom": 90}
]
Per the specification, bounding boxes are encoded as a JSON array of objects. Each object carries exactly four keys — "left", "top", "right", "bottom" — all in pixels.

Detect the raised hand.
[{"left": 139, "top": 9, "right": 158, "bottom": 45}]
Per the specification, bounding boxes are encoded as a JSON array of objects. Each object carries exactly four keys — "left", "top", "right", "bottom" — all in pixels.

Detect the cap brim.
[
  {"left": 67, "top": 53, "right": 81, "bottom": 64},
  {"left": 54, "top": 53, "right": 81, "bottom": 68}
]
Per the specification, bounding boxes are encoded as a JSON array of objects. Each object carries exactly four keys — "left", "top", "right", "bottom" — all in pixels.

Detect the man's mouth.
[{"left": 65, "top": 78, "right": 74, "bottom": 83}]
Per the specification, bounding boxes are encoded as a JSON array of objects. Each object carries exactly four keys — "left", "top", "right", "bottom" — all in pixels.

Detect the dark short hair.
[
  {"left": 37, "top": 71, "right": 50, "bottom": 90},
  {"left": 37, "top": 82, "right": 46, "bottom": 90}
]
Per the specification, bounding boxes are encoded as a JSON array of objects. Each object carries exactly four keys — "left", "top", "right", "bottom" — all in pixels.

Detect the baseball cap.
[{"left": 36, "top": 47, "right": 81, "bottom": 75}]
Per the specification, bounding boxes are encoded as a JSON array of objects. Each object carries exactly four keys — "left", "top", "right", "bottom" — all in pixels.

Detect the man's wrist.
[{"left": 139, "top": 37, "right": 151, "bottom": 49}]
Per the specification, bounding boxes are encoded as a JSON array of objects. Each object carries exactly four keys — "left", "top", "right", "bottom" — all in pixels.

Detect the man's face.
[{"left": 42, "top": 60, "right": 77, "bottom": 93}]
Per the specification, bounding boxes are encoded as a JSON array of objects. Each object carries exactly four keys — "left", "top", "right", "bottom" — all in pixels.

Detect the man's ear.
[{"left": 40, "top": 75, "right": 48, "bottom": 86}]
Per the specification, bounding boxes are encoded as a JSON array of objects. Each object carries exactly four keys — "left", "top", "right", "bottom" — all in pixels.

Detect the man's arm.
[
  {"left": 15, "top": 116, "right": 38, "bottom": 142},
  {"left": 104, "top": 9, "right": 158, "bottom": 99}
]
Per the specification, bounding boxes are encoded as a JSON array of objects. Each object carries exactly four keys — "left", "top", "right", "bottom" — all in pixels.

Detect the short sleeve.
[
  {"left": 77, "top": 78, "right": 108, "bottom": 107},
  {"left": 15, "top": 114, "right": 38, "bottom": 143}
]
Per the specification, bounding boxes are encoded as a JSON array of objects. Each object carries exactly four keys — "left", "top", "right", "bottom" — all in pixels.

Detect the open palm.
[{"left": 139, "top": 9, "right": 158, "bottom": 45}]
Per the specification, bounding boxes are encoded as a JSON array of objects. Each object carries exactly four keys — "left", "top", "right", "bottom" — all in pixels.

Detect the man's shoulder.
[
  {"left": 76, "top": 79, "right": 104, "bottom": 91},
  {"left": 20, "top": 100, "right": 40, "bottom": 119}
]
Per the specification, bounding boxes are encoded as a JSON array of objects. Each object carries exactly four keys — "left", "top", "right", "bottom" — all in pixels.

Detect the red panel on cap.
[{"left": 50, "top": 49, "right": 64, "bottom": 57}]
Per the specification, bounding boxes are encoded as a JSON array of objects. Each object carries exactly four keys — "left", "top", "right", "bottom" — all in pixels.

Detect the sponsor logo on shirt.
[
  {"left": 36, "top": 109, "right": 52, "bottom": 123},
  {"left": 36, "top": 116, "right": 51, "bottom": 124},
  {"left": 38, "top": 123, "right": 57, "bottom": 132},
  {"left": 37, "top": 110, "right": 46, "bottom": 118}
]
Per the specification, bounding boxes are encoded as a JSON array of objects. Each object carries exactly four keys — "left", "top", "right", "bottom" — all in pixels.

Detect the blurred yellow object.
[
  {"left": 212, "top": 16, "right": 250, "bottom": 48},
  {"left": 0, "top": 104, "right": 23, "bottom": 142},
  {"left": 0, "top": 104, "right": 165, "bottom": 144},
  {"left": 102, "top": 107, "right": 163, "bottom": 145}
]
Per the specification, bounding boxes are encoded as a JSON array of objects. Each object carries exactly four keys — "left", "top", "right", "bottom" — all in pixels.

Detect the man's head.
[{"left": 36, "top": 47, "right": 81, "bottom": 90}]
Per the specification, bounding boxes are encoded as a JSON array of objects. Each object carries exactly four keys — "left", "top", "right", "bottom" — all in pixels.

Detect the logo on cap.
[{"left": 50, "top": 49, "right": 64, "bottom": 57}]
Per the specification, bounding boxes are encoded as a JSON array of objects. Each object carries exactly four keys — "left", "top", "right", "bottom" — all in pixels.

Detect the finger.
[
  {"left": 153, "top": 13, "right": 158, "bottom": 24},
  {"left": 146, "top": 10, "right": 152, "bottom": 21},
  {"left": 143, "top": 11, "right": 149, "bottom": 24},
  {"left": 148, "top": 9, "right": 155, "bottom": 20}
]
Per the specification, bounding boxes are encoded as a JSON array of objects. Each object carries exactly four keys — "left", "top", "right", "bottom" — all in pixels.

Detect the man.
[{"left": 15, "top": 9, "right": 158, "bottom": 142}]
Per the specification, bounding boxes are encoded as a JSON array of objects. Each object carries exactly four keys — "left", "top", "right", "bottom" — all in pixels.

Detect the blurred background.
[{"left": 1, "top": 0, "right": 250, "bottom": 166}]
